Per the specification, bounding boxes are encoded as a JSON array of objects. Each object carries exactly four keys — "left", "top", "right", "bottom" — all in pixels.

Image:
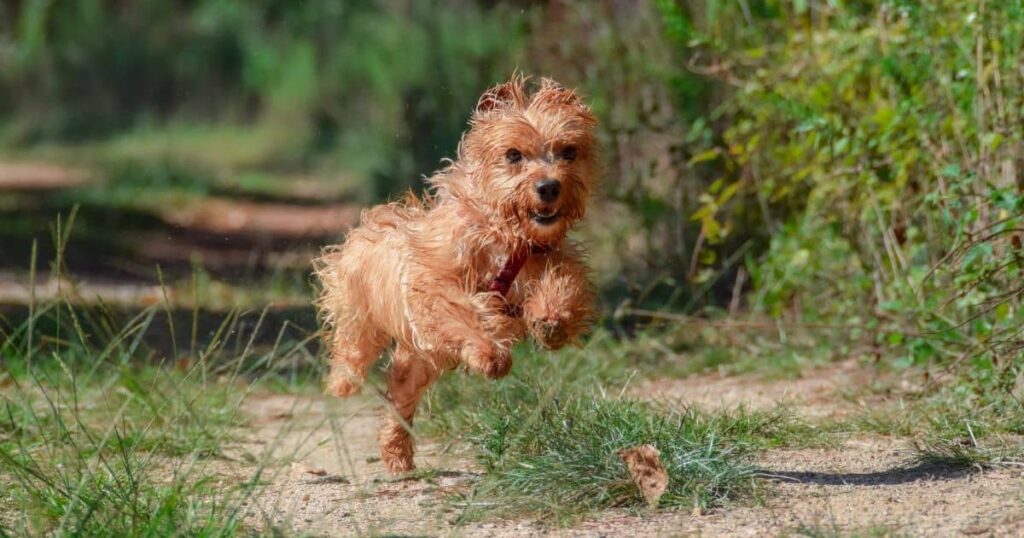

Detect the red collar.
[{"left": 488, "top": 243, "right": 553, "bottom": 296}]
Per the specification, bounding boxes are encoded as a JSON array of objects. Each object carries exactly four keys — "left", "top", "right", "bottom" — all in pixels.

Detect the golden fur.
[{"left": 313, "top": 75, "right": 598, "bottom": 473}]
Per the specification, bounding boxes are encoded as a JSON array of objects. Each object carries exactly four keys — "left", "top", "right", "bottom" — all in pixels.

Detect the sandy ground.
[
  {"left": 0, "top": 162, "right": 90, "bottom": 190},
  {"left": 161, "top": 197, "right": 359, "bottom": 238},
  {"left": 0, "top": 159, "right": 357, "bottom": 240},
  {"left": 229, "top": 366, "right": 1024, "bottom": 537},
  {"left": 229, "top": 392, "right": 542, "bottom": 536},
  {"left": 632, "top": 359, "right": 909, "bottom": 419}
]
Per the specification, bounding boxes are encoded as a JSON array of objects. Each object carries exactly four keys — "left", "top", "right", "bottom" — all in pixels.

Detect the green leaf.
[{"left": 689, "top": 148, "right": 722, "bottom": 165}]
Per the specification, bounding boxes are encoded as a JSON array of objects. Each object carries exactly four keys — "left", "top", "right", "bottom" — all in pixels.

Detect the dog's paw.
[
  {"left": 482, "top": 350, "right": 513, "bottom": 379},
  {"left": 531, "top": 318, "right": 569, "bottom": 350},
  {"left": 461, "top": 340, "right": 513, "bottom": 379}
]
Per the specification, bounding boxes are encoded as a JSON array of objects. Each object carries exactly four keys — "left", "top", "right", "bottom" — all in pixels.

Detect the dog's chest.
[
  {"left": 469, "top": 246, "right": 516, "bottom": 288},
  {"left": 478, "top": 248, "right": 512, "bottom": 288},
  {"left": 473, "top": 243, "right": 541, "bottom": 308}
]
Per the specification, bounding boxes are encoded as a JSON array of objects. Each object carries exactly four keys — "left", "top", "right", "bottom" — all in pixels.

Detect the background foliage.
[{"left": 2, "top": 0, "right": 1022, "bottom": 385}]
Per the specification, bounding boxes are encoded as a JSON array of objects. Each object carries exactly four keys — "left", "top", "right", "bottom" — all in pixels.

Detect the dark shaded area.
[
  {"left": 0, "top": 302, "right": 319, "bottom": 360},
  {"left": 0, "top": 199, "right": 320, "bottom": 282},
  {"left": 0, "top": 158, "right": 349, "bottom": 284},
  {"left": 761, "top": 461, "right": 977, "bottom": 487}
]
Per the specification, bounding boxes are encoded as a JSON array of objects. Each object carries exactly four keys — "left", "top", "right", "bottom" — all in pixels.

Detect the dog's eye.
[
  {"left": 559, "top": 146, "right": 577, "bottom": 162},
  {"left": 505, "top": 148, "right": 523, "bottom": 164}
]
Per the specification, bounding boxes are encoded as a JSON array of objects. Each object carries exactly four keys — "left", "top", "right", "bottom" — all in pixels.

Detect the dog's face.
[{"left": 459, "top": 77, "right": 598, "bottom": 246}]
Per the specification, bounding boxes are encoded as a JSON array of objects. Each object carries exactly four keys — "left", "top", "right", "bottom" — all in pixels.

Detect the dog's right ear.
[{"left": 475, "top": 75, "right": 527, "bottom": 114}]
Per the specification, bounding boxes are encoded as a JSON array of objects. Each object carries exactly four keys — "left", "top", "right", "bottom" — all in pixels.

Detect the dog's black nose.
[{"left": 534, "top": 179, "right": 561, "bottom": 203}]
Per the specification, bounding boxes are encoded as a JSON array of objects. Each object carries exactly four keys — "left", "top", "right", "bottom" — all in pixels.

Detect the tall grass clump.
[
  {"left": 468, "top": 394, "right": 755, "bottom": 520},
  {"left": 1, "top": 304, "right": 244, "bottom": 535},
  {"left": 424, "top": 333, "right": 788, "bottom": 523},
  {"left": 0, "top": 230, "right": 319, "bottom": 535}
]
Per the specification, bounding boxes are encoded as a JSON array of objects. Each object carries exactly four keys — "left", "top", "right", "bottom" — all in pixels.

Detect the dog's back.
[{"left": 315, "top": 197, "right": 426, "bottom": 341}]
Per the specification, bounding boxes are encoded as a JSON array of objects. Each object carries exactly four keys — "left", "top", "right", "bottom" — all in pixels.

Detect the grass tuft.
[
  {"left": 423, "top": 332, "right": 787, "bottom": 524},
  {"left": 467, "top": 393, "right": 756, "bottom": 521},
  {"left": 911, "top": 433, "right": 1024, "bottom": 470},
  {"left": 0, "top": 251, "right": 319, "bottom": 536}
]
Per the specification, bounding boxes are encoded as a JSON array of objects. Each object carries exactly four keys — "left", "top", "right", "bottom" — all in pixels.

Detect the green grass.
[
  {"left": 1, "top": 319, "right": 238, "bottom": 535},
  {"left": 850, "top": 393, "right": 1024, "bottom": 439},
  {"left": 625, "top": 322, "right": 1024, "bottom": 447},
  {"left": 8, "top": 123, "right": 305, "bottom": 178},
  {"left": 0, "top": 215, "right": 317, "bottom": 536},
  {"left": 461, "top": 395, "right": 756, "bottom": 521},
  {"left": 911, "top": 434, "right": 1024, "bottom": 469},
  {"left": 0, "top": 291, "right": 319, "bottom": 535},
  {"left": 422, "top": 332, "right": 831, "bottom": 524},
  {"left": 832, "top": 370, "right": 1024, "bottom": 467}
]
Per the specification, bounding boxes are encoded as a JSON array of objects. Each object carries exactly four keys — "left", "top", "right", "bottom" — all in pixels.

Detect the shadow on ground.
[{"left": 761, "top": 461, "right": 977, "bottom": 487}]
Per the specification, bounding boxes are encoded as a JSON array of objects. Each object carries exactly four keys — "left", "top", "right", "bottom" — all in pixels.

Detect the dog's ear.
[
  {"left": 475, "top": 75, "right": 527, "bottom": 114},
  {"left": 532, "top": 78, "right": 596, "bottom": 130},
  {"left": 534, "top": 78, "right": 589, "bottom": 111}
]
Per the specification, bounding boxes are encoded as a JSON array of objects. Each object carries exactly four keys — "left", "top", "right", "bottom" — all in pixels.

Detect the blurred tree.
[{"left": 0, "top": 0, "right": 526, "bottom": 198}]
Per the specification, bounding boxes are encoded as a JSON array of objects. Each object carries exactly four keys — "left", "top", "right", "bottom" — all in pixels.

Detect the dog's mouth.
[{"left": 529, "top": 209, "right": 561, "bottom": 226}]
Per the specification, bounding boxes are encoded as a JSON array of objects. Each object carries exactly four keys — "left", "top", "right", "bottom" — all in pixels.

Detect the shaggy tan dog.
[{"left": 313, "top": 76, "right": 598, "bottom": 473}]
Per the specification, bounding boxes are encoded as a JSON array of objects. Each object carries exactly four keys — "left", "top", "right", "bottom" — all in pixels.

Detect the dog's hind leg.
[
  {"left": 379, "top": 347, "right": 440, "bottom": 474},
  {"left": 325, "top": 319, "right": 389, "bottom": 397}
]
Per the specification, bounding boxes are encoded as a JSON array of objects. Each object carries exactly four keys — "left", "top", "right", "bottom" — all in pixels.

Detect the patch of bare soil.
[
  {"left": 229, "top": 369, "right": 1023, "bottom": 537},
  {"left": 634, "top": 359, "right": 900, "bottom": 419},
  {"left": 0, "top": 162, "right": 90, "bottom": 190},
  {"left": 163, "top": 198, "right": 359, "bottom": 238},
  {"left": 228, "top": 393, "right": 546, "bottom": 537}
]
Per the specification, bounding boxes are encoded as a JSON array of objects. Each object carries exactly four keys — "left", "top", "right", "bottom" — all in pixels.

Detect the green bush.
[{"left": 660, "top": 1, "right": 1024, "bottom": 377}]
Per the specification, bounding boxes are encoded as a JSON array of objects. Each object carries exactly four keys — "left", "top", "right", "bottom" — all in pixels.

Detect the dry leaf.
[{"left": 618, "top": 444, "right": 669, "bottom": 507}]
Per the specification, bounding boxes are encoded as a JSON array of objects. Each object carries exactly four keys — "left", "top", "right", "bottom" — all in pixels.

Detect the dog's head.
[{"left": 442, "top": 76, "right": 599, "bottom": 246}]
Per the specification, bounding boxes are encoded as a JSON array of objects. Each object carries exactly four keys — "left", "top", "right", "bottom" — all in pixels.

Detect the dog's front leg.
[
  {"left": 406, "top": 282, "right": 514, "bottom": 379},
  {"left": 522, "top": 248, "right": 596, "bottom": 349}
]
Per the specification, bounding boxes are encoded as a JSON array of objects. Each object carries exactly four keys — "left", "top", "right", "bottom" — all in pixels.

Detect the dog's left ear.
[
  {"left": 533, "top": 78, "right": 596, "bottom": 129},
  {"left": 475, "top": 75, "right": 527, "bottom": 114},
  {"left": 535, "top": 78, "right": 589, "bottom": 111}
]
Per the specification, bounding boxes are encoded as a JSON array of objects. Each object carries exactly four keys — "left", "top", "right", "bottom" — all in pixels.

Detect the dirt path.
[
  {"left": 0, "top": 162, "right": 89, "bottom": 190},
  {"left": 230, "top": 392, "right": 539, "bottom": 536},
  {"left": 161, "top": 197, "right": 359, "bottom": 238},
  {"left": 632, "top": 358, "right": 935, "bottom": 420},
  {"left": 230, "top": 369, "right": 1024, "bottom": 537}
]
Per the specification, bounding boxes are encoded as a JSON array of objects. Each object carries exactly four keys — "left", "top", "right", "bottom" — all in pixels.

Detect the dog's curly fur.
[{"left": 313, "top": 75, "right": 598, "bottom": 474}]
